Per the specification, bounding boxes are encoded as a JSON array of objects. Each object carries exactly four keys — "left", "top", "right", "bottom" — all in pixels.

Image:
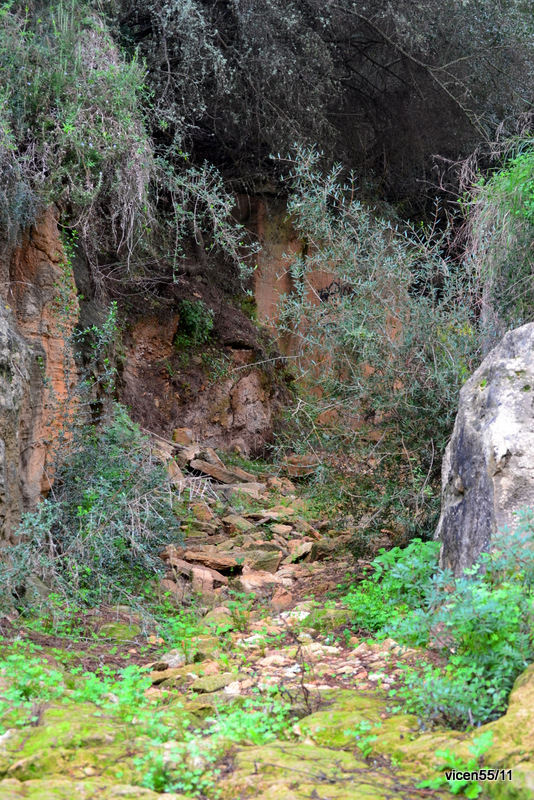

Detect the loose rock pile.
[
  {"left": 147, "top": 602, "right": 419, "bottom": 704},
  {"left": 151, "top": 428, "right": 353, "bottom": 604}
]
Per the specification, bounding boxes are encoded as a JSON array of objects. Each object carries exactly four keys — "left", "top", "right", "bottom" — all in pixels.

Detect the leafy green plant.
[
  {"left": 418, "top": 732, "right": 494, "bottom": 798},
  {"left": 70, "top": 664, "right": 152, "bottom": 715},
  {"left": 345, "top": 720, "right": 381, "bottom": 758},
  {"left": 205, "top": 690, "right": 295, "bottom": 746},
  {"left": 0, "top": 650, "right": 65, "bottom": 732},
  {"left": 370, "top": 539, "right": 441, "bottom": 608},
  {"left": 141, "top": 690, "right": 295, "bottom": 796},
  {"left": 154, "top": 606, "right": 204, "bottom": 663},
  {"left": 22, "top": 594, "right": 89, "bottom": 640},
  {"left": 389, "top": 575, "right": 532, "bottom": 725},
  {"left": 342, "top": 519, "right": 534, "bottom": 728},
  {"left": 0, "top": 647, "right": 207, "bottom": 794},
  {"left": 344, "top": 582, "right": 399, "bottom": 632},
  {"left": 176, "top": 298, "right": 214, "bottom": 347},
  {"left": 489, "top": 147, "right": 534, "bottom": 224},
  {"left": 226, "top": 591, "right": 253, "bottom": 633},
  {"left": 344, "top": 539, "right": 440, "bottom": 631},
  {"left": 389, "top": 664, "right": 500, "bottom": 730},
  {"left": 385, "top": 522, "right": 534, "bottom": 727},
  {"left": 141, "top": 733, "right": 221, "bottom": 798}
]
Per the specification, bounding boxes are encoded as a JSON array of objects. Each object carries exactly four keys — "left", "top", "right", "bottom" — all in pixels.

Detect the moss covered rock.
[
  {"left": 302, "top": 607, "right": 351, "bottom": 632},
  {"left": 202, "top": 610, "right": 235, "bottom": 632},
  {"left": 219, "top": 741, "right": 418, "bottom": 799},
  {"left": 292, "top": 672, "right": 534, "bottom": 800},
  {"left": 182, "top": 692, "right": 246, "bottom": 719},
  {"left": 190, "top": 672, "right": 239, "bottom": 693},
  {"left": 98, "top": 623, "right": 142, "bottom": 642},
  {"left": 297, "top": 690, "right": 418, "bottom": 756},
  {"left": 151, "top": 662, "right": 203, "bottom": 687},
  {"left": 0, "top": 776, "right": 186, "bottom": 798},
  {"left": 0, "top": 704, "right": 133, "bottom": 783},
  {"left": 193, "top": 635, "right": 224, "bottom": 661},
  {"left": 481, "top": 663, "right": 534, "bottom": 798}
]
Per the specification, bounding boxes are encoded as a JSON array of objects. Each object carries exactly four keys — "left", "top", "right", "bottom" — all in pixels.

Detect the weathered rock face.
[
  {"left": 0, "top": 207, "right": 78, "bottom": 542},
  {"left": 120, "top": 304, "right": 289, "bottom": 457},
  {"left": 436, "top": 322, "right": 534, "bottom": 574},
  {"left": 236, "top": 194, "right": 335, "bottom": 345},
  {"left": 0, "top": 304, "right": 32, "bottom": 545},
  {"left": 0, "top": 201, "right": 296, "bottom": 540}
]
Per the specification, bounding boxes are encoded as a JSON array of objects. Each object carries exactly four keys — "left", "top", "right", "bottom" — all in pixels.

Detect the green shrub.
[
  {"left": 0, "top": 650, "right": 64, "bottom": 703},
  {"left": 370, "top": 539, "right": 441, "bottom": 608},
  {"left": 486, "top": 146, "right": 534, "bottom": 224},
  {"left": 0, "top": 1, "right": 253, "bottom": 284},
  {"left": 2, "top": 405, "right": 181, "bottom": 609},
  {"left": 465, "top": 139, "right": 534, "bottom": 346},
  {"left": 344, "top": 539, "right": 440, "bottom": 631},
  {"left": 385, "top": 524, "right": 534, "bottom": 727},
  {"left": 343, "top": 523, "right": 534, "bottom": 728},
  {"left": 176, "top": 298, "right": 214, "bottom": 346},
  {"left": 389, "top": 573, "right": 532, "bottom": 726},
  {"left": 275, "top": 147, "right": 481, "bottom": 536},
  {"left": 0, "top": 0, "right": 153, "bottom": 255},
  {"left": 344, "top": 582, "right": 400, "bottom": 632},
  {"left": 391, "top": 663, "right": 507, "bottom": 730}
]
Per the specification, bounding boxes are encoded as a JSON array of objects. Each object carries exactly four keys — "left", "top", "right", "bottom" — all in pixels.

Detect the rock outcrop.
[
  {"left": 0, "top": 205, "right": 291, "bottom": 541},
  {"left": 0, "top": 208, "right": 78, "bottom": 543},
  {"left": 120, "top": 298, "right": 289, "bottom": 457},
  {"left": 0, "top": 304, "right": 33, "bottom": 545},
  {"left": 436, "top": 322, "right": 534, "bottom": 574}
]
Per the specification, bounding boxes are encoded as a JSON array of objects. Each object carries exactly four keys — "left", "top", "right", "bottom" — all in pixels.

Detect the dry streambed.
[
  {"left": 0, "top": 598, "right": 532, "bottom": 800},
  {"left": 0, "top": 440, "right": 532, "bottom": 799}
]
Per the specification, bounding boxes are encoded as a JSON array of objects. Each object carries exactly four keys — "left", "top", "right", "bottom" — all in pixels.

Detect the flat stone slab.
[{"left": 190, "top": 672, "right": 239, "bottom": 693}]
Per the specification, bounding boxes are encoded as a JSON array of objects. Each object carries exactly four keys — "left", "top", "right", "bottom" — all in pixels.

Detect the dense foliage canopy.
[{"left": 115, "top": 0, "right": 534, "bottom": 206}]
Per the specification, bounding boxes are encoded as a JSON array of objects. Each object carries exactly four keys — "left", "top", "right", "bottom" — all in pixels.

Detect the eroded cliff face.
[
  {"left": 120, "top": 291, "right": 290, "bottom": 457},
  {"left": 0, "top": 305, "right": 32, "bottom": 545},
  {"left": 236, "top": 194, "right": 335, "bottom": 338},
  {"left": 0, "top": 202, "right": 294, "bottom": 541},
  {"left": 0, "top": 207, "right": 78, "bottom": 542}
]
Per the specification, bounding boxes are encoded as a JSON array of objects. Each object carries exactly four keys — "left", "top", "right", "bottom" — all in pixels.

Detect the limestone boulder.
[{"left": 437, "top": 323, "right": 534, "bottom": 574}]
